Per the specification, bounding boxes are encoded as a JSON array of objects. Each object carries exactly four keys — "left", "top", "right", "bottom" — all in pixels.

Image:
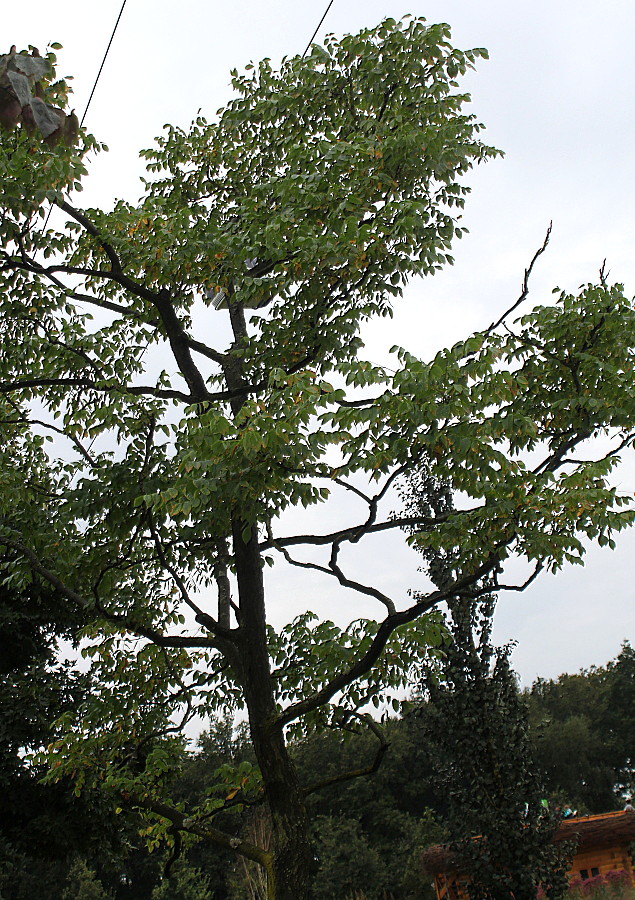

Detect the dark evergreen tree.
[
  {"left": 419, "top": 598, "right": 571, "bottom": 900},
  {"left": 400, "top": 468, "right": 571, "bottom": 900}
]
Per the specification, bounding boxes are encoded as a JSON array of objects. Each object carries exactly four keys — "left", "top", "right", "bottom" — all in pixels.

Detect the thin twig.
[{"left": 485, "top": 224, "right": 552, "bottom": 335}]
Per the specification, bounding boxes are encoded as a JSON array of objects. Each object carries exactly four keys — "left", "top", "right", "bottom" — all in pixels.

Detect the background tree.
[
  {"left": 293, "top": 718, "right": 443, "bottom": 900},
  {"left": 151, "top": 861, "right": 213, "bottom": 900},
  {"left": 417, "top": 596, "right": 571, "bottom": 900},
  {"left": 527, "top": 670, "right": 614, "bottom": 813},
  {"left": 2, "top": 18, "right": 635, "bottom": 900},
  {"left": 602, "top": 642, "right": 635, "bottom": 800},
  {"left": 527, "top": 641, "right": 635, "bottom": 811},
  {"left": 0, "top": 568, "right": 121, "bottom": 900},
  {"left": 62, "top": 859, "right": 113, "bottom": 900}
]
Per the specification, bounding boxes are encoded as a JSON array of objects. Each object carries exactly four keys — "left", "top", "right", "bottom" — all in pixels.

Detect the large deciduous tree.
[
  {"left": 528, "top": 668, "right": 616, "bottom": 813},
  {"left": 2, "top": 19, "right": 635, "bottom": 900},
  {"left": 527, "top": 641, "right": 635, "bottom": 811}
]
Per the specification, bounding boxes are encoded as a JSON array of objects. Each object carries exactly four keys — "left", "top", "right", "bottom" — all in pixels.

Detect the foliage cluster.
[{"left": 528, "top": 642, "right": 635, "bottom": 811}]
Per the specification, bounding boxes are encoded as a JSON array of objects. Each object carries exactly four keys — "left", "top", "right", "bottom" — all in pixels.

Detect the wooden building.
[{"left": 421, "top": 810, "right": 635, "bottom": 900}]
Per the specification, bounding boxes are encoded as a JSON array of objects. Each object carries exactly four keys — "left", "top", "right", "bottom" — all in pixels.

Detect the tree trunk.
[
  {"left": 233, "top": 519, "right": 313, "bottom": 900},
  {"left": 252, "top": 720, "right": 313, "bottom": 900}
]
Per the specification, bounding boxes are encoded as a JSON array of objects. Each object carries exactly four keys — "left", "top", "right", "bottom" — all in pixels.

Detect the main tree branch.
[
  {"left": 126, "top": 793, "right": 272, "bottom": 870},
  {"left": 261, "top": 512, "right": 455, "bottom": 551},
  {"left": 275, "top": 545, "right": 520, "bottom": 729},
  {"left": 0, "top": 376, "right": 194, "bottom": 403}
]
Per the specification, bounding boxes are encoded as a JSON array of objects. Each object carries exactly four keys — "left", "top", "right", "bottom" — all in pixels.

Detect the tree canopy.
[{"left": 2, "top": 17, "right": 635, "bottom": 900}]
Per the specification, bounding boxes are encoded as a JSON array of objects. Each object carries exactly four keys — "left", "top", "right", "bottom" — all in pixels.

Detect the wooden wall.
[{"left": 568, "top": 842, "right": 634, "bottom": 883}]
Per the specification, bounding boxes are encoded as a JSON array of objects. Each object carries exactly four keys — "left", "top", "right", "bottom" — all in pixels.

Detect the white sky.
[{"left": 5, "top": 0, "right": 635, "bottom": 684}]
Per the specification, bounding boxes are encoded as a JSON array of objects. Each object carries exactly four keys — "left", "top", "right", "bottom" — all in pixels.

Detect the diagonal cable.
[
  {"left": 41, "top": 0, "right": 128, "bottom": 231},
  {"left": 302, "top": 0, "right": 335, "bottom": 58},
  {"left": 80, "top": 0, "right": 129, "bottom": 126}
]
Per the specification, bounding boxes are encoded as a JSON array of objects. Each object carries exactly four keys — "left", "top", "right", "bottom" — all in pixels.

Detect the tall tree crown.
[{"left": 1, "top": 17, "right": 635, "bottom": 895}]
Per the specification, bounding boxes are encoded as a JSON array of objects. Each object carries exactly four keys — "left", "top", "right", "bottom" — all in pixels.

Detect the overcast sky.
[{"left": 5, "top": 0, "right": 635, "bottom": 684}]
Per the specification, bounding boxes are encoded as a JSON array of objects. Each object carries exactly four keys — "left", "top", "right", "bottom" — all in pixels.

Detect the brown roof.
[
  {"left": 420, "top": 811, "right": 635, "bottom": 877},
  {"left": 555, "top": 810, "right": 635, "bottom": 851}
]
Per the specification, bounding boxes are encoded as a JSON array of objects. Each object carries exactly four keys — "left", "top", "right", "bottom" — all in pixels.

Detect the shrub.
[{"left": 566, "top": 870, "right": 635, "bottom": 900}]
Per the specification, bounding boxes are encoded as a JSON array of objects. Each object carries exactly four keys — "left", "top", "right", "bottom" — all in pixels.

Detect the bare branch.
[
  {"left": 274, "top": 537, "right": 396, "bottom": 614},
  {"left": 38, "top": 204, "right": 220, "bottom": 396},
  {"left": 329, "top": 542, "right": 397, "bottom": 615},
  {"left": 151, "top": 290, "right": 212, "bottom": 402},
  {"left": 532, "top": 430, "right": 593, "bottom": 476},
  {"left": 560, "top": 432, "right": 635, "bottom": 466},
  {"left": 495, "top": 561, "right": 544, "bottom": 592},
  {"left": 331, "top": 477, "right": 373, "bottom": 505},
  {"left": 344, "top": 454, "right": 425, "bottom": 548},
  {"left": 275, "top": 548, "right": 513, "bottom": 729},
  {"left": 337, "top": 395, "right": 383, "bottom": 408},
  {"left": 485, "top": 224, "right": 552, "bottom": 335},
  {"left": 0, "top": 376, "right": 193, "bottom": 403},
  {"left": 599, "top": 259, "right": 609, "bottom": 287}
]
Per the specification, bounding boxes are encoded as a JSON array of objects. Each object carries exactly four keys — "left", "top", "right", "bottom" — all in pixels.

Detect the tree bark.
[
  {"left": 232, "top": 517, "right": 313, "bottom": 900},
  {"left": 222, "top": 297, "right": 312, "bottom": 899}
]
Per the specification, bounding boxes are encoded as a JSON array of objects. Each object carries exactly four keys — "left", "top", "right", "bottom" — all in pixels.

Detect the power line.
[
  {"left": 41, "top": 0, "right": 128, "bottom": 231},
  {"left": 80, "top": 0, "right": 128, "bottom": 127},
  {"left": 302, "top": 0, "right": 335, "bottom": 58},
  {"left": 44, "top": 0, "right": 327, "bottom": 226}
]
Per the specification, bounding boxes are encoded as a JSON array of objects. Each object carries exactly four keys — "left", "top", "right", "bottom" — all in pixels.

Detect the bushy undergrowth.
[{"left": 561, "top": 871, "right": 634, "bottom": 900}]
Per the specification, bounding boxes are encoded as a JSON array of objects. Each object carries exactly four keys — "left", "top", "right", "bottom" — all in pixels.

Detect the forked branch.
[{"left": 274, "top": 543, "right": 530, "bottom": 729}]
